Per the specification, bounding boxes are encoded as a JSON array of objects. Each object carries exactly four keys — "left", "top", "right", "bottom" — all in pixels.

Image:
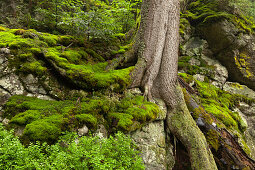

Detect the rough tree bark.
[{"left": 130, "top": 0, "right": 217, "bottom": 169}]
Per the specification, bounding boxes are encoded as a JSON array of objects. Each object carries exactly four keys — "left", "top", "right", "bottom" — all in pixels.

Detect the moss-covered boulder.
[
  {"left": 2, "top": 93, "right": 160, "bottom": 144},
  {"left": 182, "top": 0, "right": 255, "bottom": 91},
  {"left": 0, "top": 26, "right": 136, "bottom": 103}
]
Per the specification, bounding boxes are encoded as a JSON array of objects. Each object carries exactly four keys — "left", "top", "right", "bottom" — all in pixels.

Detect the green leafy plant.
[{"left": 0, "top": 123, "right": 145, "bottom": 169}]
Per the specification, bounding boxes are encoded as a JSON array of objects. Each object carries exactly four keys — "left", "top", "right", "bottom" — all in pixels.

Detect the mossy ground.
[{"left": 3, "top": 93, "right": 160, "bottom": 144}]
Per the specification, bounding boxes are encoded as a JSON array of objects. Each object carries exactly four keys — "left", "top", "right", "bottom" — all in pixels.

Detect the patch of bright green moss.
[
  {"left": 38, "top": 33, "right": 59, "bottom": 46},
  {"left": 110, "top": 95, "right": 159, "bottom": 132},
  {"left": 183, "top": 0, "right": 233, "bottom": 24},
  {"left": 4, "top": 94, "right": 161, "bottom": 143},
  {"left": 10, "top": 110, "right": 41, "bottom": 125},
  {"left": 180, "top": 73, "right": 248, "bottom": 133},
  {"left": 20, "top": 61, "right": 47, "bottom": 76},
  {"left": 108, "top": 112, "right": 134, "bottom": 132},
  {"left": 0, "top": 26, "right": 130, "bottom": 92},
  {"left": 23, "top": 115, "right": 64, "bottom": 143},
  {"left": 85, "top": 48, "right": 105, "bottom": 62},
  {"left": 0, "top": 26, "right": 7, "bottom": 31},
  {"left": 45, "top": 47, "right": 134, "bottom": 91},
  {"left": 75, "top": 114, "right": 98, "bottom": 128}
]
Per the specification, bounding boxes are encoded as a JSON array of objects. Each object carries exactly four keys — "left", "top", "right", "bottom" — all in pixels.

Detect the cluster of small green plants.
[{"left": 0, "top": 123, "right": 144, "bottom": 169}]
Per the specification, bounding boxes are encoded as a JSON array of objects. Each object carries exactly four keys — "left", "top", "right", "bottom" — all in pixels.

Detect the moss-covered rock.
[
  {"left": 0, "top": 26, "right": 134, "bottom": 94},
  {"left": 3, "top": 93, "right": 160, "bottom": 143},
  {"left": 182, "top": 0, "right": 255, "bottom": 91}
]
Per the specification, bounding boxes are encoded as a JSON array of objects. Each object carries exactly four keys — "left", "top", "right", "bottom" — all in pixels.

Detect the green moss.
[
  {"left": 184, "top": 0, "right": 255, "bottom": 34},
  {"left": 10, "top": 110, "right": 41, "bottom": 125},
  {"left": 75, "top": 114, "right": 97, "bottom": 128},
  {"left": 23, "top": 115, "right": 64, "bottom": 143},
  {"left": 178, "top": 72, "right": 195, "bottom": 83},
  {"left": 110, "top": 95, "right": 159, "bottom": 131},
  {"left": 38, "top": 33, "right": 59, "bottom": 46},
  {"left": 0, "top": 26, "right": 132, "bottom": 92},
  {"left": 206, "top": 129, "right": 220, "bottom": 151},
  {"left": 45, "top": 48, "right": 134, "bottom": 91},
  {"left": 29, "top": 48, "right": 42, "bottom": 55},
  {"left": 58, "top": 35, "right": 75, "bottom": 46},
  {"left": 0, "top": 26, "right": 7, "bottom": 31},
  {"left": 4, "top": 94, "right": 161, "bottom": 143},
  {"left": 183, "top": 0, "right": 233, "bottom": 24},
  {"left": 181, "top": 73, "right": 251, "bottom": 133},
  {"left": 85, "top": 48, "right": 105, "bottom": 62},
  {"left": 111, "top": 44, "right": 132, "bottom": 55},
  {"left": 179, "top": 17, "right": 191, "bottom": 36},
  {"left": 20, "top": 61, "right": 47, "bottom": 76},
  {"left": 108, "top": 112, "right": 134, "bottom": 132}
]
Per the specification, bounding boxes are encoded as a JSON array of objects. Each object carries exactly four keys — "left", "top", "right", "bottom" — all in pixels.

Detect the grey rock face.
[
  {"left": 0, "top": 74, "right": 25, "bottom": 95},
  {"left": 237, "top": 102, "right": 255, "bottom": 160},
  {"left": 0, "top": 48, "right": 54, "bottom": 101},
  {"left": 198, "top": 19, "right": 255, "bottom": 91},
  {"left": 201, "top": 55, "right": 228, "bottom": 88},
  {"left": 223, "top": 82, "right": 255, "bottom": 99},
  {"left": 78, "top": 125, "right": 89, "bottom": 136},
  {"left": 182, "top": 37, "right": 207, "bottom": 57},
  {"left": 0, "top": 89, "right": 11, "bottom": 106},
  {"left": 131, "top": 121, "right": 174, "bottom": 170},
  {"left": 20, "top": 74, "right": 47, "bottom": 95}
]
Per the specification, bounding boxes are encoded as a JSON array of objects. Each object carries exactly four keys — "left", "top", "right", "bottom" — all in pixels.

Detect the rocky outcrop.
[
  {"left": 224, "top": 82, "right": 255, "bottom": 98},
  {"left": 198, "top": 19, "right": 255, "bottom": 91},
  {"left": 180, "top": 36, "right": 228, "bottom": 88},
  {"left": 0, "top": 48, "right": 54, "bottom": 105}
]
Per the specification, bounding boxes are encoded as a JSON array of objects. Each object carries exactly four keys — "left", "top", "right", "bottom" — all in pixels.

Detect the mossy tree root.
[
  {"left": 166, "top": 86, "right": 218, "bottom": 170},
  {"left": 183, "top": 87, "right": 255, "bottom": 169}
]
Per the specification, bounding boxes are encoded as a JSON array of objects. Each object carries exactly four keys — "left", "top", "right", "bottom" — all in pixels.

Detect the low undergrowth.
[{"left": 0, "top": 124, "right": 144, "bottom": 169}]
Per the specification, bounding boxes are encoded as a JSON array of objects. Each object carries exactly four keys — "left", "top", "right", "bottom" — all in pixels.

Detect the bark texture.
[{"left": 131, "top": 0, "right": 217, "bottom": 169}]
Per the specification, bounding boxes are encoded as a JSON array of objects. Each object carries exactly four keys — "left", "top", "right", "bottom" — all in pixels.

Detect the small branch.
[{"left": 62, "top": 42, "right": 73, "bottom": 52}]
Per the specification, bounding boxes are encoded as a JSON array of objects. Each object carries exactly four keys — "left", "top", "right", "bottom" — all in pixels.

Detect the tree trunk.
[{"left": 131, "top": 0, "right": 217, "bottom": 169}]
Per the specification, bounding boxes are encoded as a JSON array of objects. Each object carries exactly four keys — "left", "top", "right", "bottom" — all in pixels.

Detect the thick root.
[{"left": 166, "top": 86, "right": 217, "bottom": 170}]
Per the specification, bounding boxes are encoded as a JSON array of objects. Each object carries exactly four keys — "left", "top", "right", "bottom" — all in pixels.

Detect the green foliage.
[
  {"left": 12, "top": 0, "right": 138, "bottom": 40},
  {"left": 0, "top": 124, "right": 145, "bottom": 169},
  {"left": 75, "top": 114, "right": 98, "bottom": 128}
]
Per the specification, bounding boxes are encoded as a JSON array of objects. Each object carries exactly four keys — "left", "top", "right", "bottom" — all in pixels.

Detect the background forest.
[{"left": 1, "top": 0, "right": 255, "bottom": 169}]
